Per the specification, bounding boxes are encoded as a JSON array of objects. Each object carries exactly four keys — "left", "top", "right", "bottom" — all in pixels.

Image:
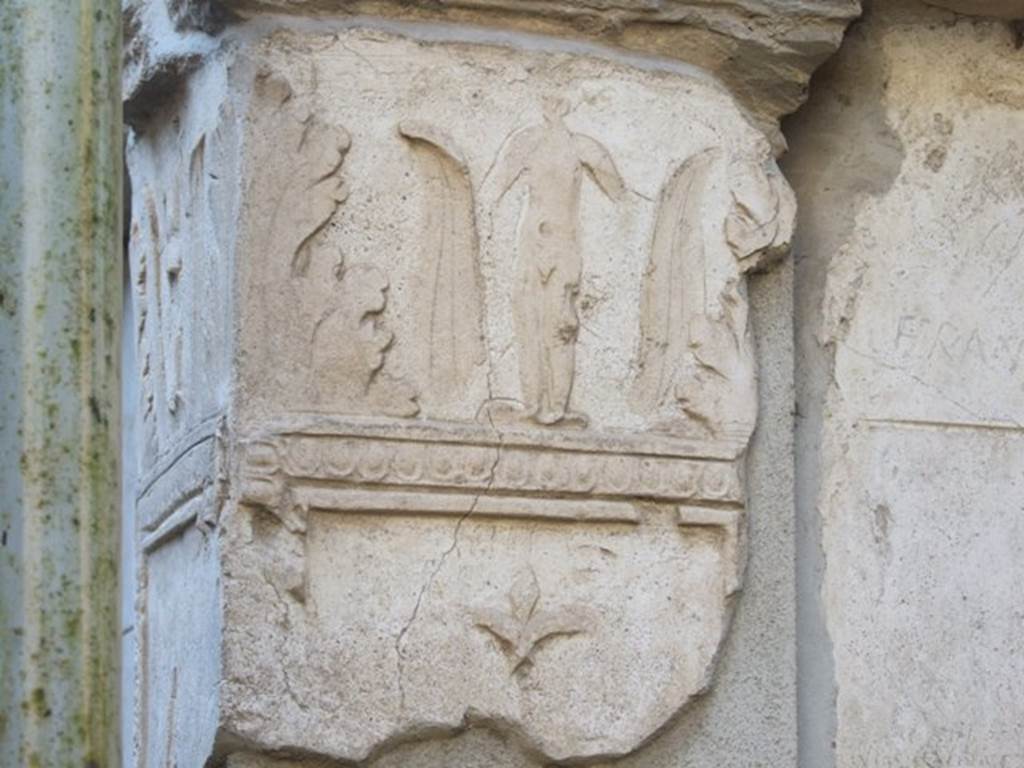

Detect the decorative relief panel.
[
  {"left": 224, "top": 26, "right": 794, "bottom": 765},
  {"left": 127, "top": 63, "right": 241, "bottom": 473}
]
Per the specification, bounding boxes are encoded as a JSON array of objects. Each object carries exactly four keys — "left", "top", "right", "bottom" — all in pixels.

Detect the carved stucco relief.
[
  {"left": 484, "top": 96, "right": 626, "bottom": 428},
  {"left": 223, "top": 27, "right": 795, "bottom": 765},
  {"left": 399, "top": 120, "right": 487, "bottom": 403},
  {"left": 128, "top": 73, "right": 239, "bottom": 470}
]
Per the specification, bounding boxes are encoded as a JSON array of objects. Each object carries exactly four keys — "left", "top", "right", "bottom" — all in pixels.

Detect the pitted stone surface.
[
  {"left": 127, "top": 18, "right": 796, "bottom": 766},
  {"left": 925, "top": 0, "right": 1024, "bottom": 17},
  {"left": 213, "top": 25, "right": 792, "bottom": 763},
  {"left": 124, "top": 0, "right": 861, "bottom": 146},
  {"left": 785, "top": 4, "right": 1024, "bottom": 765}
]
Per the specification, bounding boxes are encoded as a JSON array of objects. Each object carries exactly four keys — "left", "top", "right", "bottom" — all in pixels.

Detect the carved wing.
[
  {"left": 399, "top": 121, "right": 486, "bottom": 400},
  {"left": 487, "top": 126, "right": 540, "bottom": 200},
  {"left": 633, "top": 149, "right": 720, "bottom": 411},
  {"left": 573, "top": 133, "right": 626, "bottom": 202}
]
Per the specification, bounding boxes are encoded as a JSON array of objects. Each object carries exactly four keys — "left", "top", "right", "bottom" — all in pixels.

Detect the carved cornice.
[
  {"left": 124, "top": 1, "right": 861, "bottom": 144},
  {"left": 239, "top": 416, "right": 746, "bottom": 514}
]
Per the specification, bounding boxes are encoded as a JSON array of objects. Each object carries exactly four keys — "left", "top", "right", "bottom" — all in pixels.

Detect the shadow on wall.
[{"left": 780, "top": 3, "right": 905, "bottom": 767}]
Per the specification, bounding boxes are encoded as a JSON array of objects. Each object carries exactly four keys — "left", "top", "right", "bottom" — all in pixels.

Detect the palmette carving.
[{"left": 472, "top": 568, "right": 592, "bottom": 675}]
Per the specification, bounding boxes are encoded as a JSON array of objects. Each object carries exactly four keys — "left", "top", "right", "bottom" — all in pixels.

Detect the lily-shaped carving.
[{"left": 473, "top": 568, "right": 591, "bottom": 675}]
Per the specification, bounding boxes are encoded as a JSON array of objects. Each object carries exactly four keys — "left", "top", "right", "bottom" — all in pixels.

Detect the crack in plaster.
[{"left": 393, "top": 408, "right": 506, "bottom": 713}]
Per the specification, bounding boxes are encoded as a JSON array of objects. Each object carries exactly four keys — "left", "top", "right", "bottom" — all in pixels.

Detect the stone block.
[{"left": 127, "top": 20, "right": 797, "bottom": 766}]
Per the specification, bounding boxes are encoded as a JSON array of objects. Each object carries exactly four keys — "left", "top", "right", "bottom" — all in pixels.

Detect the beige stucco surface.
[
  {"left": 122, "top": 1, "right": 1024, "bottom": 767},
  {"left": 786, "top": 2, "right": 1024, "bottom": 765},
  {"left": 126, "top": 14, "right": 800, "bottom": 766}
]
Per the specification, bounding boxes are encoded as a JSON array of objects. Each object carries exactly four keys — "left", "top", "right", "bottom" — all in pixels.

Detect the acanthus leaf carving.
[{"left": 250, "top": 69, "right": 351, "bottom": 278}]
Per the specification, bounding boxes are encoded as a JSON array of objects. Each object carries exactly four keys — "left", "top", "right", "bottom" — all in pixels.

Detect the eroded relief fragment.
[
  {"left": 242, "top": 68, "right": 419, "bottom": 418},
  {"left": 217, "top": 29, "right": 796, "bottom": 767},
  {"left": 308, "top": 258, "right": 419, "bottom": 417},
  {"left": 634, "top": 147, "right": 793, "bottom": 439},
  {"left": 250, "top": 70, "right": 351, "bottom": 277},
  {"left": 130, "top": 106, "right": 237, "bottom": 466},
  {"left": 725, "top": 156, "right": 795, "bottom": 270}
]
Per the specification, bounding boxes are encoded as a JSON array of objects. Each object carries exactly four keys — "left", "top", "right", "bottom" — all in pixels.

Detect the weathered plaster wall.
[
  {"left": 121, "top": 0, "right": 1024, "bottom": 766},
  {"left": 123, "top": 0, "right": 861, "bottom": 148},
  {"left": 123, "top": 6, "right": 806, "bottom": 765},
  {"left": 785, "top": 2, "right": 1024, "bottom": 766}
]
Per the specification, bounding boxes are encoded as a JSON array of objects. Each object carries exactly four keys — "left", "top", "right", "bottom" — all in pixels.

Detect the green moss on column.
[{"left": 0, "top": 1, "right": 122, "bottom": 765}]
